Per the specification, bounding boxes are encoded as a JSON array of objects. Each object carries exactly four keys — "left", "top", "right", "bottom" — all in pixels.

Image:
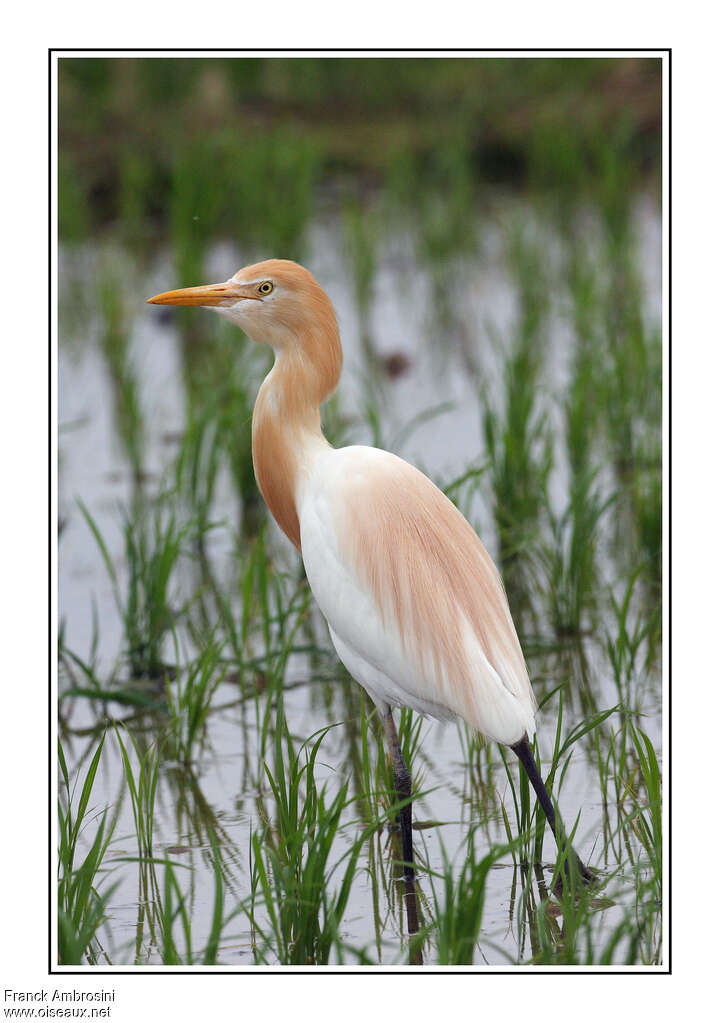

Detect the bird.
[{"left": 148, "top": 258, "right": 593, "bottom": 939}]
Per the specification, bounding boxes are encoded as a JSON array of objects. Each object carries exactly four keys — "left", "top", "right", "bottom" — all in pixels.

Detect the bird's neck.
[{"left": 252, "top": 335, "right": 340, "bottom": 551}]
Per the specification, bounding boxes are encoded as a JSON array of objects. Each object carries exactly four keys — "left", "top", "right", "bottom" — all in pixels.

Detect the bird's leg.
[
  {"left": 510, "top": 733, "right": 595, "bottom": 886},
  {"left": 381, "top": 706, "right": 421, "bottom": 947}
]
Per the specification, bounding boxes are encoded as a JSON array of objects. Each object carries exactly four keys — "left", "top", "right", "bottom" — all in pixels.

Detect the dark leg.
[
  {"left": 510, "top": 733, "right": 594, "bottom": 885},
  {"left": 381, "top": 706, "right": 422, "bottom": 958}
]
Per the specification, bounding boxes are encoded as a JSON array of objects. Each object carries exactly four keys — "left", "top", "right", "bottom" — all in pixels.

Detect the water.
[{"left": 57, "top": 194, "right": 662, "bottom": 966}]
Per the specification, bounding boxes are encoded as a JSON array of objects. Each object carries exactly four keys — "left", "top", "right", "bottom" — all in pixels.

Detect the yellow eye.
[{"left": 258, "top": 281, "right": 274, "bottom": 295}]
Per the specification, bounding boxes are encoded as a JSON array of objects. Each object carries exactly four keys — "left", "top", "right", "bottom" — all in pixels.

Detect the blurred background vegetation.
[{"left": 59, "top": 56, "right": 660, "bottom": 245}]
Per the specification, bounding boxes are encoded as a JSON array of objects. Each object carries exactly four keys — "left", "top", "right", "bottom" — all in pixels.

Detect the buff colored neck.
[{"left": 251, "top": 339, "right": 339, "bottom": 550}]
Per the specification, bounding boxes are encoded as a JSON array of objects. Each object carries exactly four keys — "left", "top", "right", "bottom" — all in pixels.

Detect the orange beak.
[{"left": 146, "top": 280, "right": 254, "bottom": 307}]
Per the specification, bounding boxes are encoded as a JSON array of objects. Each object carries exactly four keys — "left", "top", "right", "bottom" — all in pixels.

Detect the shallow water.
[{"left": 58, "top": 194, "right": 662, "bottom": 966}]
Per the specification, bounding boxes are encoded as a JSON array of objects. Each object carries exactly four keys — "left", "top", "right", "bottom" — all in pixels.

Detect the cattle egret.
[{"left": 148, "top": 259, "right": 593, "bottom": 942}]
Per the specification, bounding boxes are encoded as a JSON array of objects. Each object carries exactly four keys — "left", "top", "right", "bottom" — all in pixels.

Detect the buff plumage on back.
[{"left": 334, "top": 452, "right": 536, "bottom": 737}]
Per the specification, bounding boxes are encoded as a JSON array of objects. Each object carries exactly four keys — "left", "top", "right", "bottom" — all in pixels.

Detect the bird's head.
[{"left": 147, "top": 258, "right": 340, "bottom": 355}]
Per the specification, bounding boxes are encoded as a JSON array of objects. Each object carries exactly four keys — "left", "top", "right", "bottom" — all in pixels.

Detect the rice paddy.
[{"left": 57, "top": 56, "right": 663, "bottom": 968}]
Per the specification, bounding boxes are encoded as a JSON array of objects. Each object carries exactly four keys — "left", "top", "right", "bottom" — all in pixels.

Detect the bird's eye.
[{"left": 257, "top": 281, "right": 274, "bottom": 295}]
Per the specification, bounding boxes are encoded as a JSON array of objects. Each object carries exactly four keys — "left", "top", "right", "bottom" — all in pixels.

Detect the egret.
[{"left": 148, "top": 259, "right": 593, "bottom": 939}]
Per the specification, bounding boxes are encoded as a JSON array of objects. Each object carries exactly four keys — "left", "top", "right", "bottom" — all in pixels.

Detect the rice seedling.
[
  {"left": 343, "top": 195, "right": 382, "bottom": 374},
  {"left": 562, "top": 242, "right": 604, "bottom": 479},
  {"left": 117, "top": 147, "right": 156, "bottom": 246},
  {"left": 389, "top": 138, "right": 478, "bottom": 278},
  {"left": 498, "top": 687, "right": 616, "bottom": 887},
  {"left": 98, "top": 264, "right": 145, "bottom": 490},
  {"left": 79, "top": 498, "right": 201, "bottom": 680},
  {"left": 482, "top": 349, "right": 552, "bottom": 607},
  {"left": 589, "top": 157, "right": 661, "bottom": 574},
  {"left": 247, "top": 705, "right": 363, "bottom": 964},
  {"left": 57, "top": 736, "right": 118, "bottom": 965},
  {"left": 635, "top": 461, "right": 662, "bottom": 593},
  {"left": 535, "top": 470, "right": 615, "bottom": 638},
  {"left": 159, "top": 834, "right": 229, "bottom": 965},
  {"left": 210, "top": 331, "right": 269, "bottom": 537},
  {"left": 481, "top": 226, "right": 555, "bottom": 607},
  {"left": 232, "top": 560, "right": 323, "bottom": 780},
  {"left": 387, "top": 138, "right": 482, "bottom": 374},
  {"left": 165, "top": 633, "right": 226, "bottom": 766},
  {"left": 428, "top": 830, "right": 509, "bottom": 965},
  {"left": 173, "top": 409, "right": 224, "bottom": 545},
  {"left": 197, "top": 530, "right": 268, "bottom": 678},
  {"left": 114, "top": 726, "right": 162, "bottom": 865},
  {"left": 169, "top": 142, "right": 222, "bottom": 287},
  {"left": 456, "top": 724, "right": 501, "bottom": 839},
  {"left": 59, "top": 597, "right": 108, "bottom": 704},
  {"left": 529, "top": 717, "right": 662, "bottom": 968},
  {"left": 625, "top": 726, "right": 662, "bottom": 905},
  {"left": 229, "top": 131, "right": 320, "bottom": 259},
  {"left": 57, "top": 150, "right": 89, "bottom": 241}
]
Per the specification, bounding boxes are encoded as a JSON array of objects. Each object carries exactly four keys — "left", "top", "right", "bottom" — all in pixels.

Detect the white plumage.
[{"left": 298, "top": 443, "right": 537, "bottom": 744}]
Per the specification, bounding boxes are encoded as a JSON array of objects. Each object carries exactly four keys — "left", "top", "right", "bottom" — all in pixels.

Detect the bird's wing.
[{"left": 299, "top": 445, "right": 536, "bottom": 744}]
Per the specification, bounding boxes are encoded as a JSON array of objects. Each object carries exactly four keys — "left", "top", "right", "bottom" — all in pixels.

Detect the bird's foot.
[{"left": 552, "top": 853, "right": 597, "bottom": 896}]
